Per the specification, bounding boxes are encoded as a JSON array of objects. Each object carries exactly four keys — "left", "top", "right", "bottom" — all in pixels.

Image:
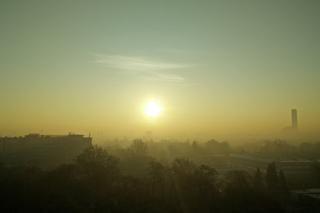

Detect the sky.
[{"left": 0, "top": 0, "right": 320, "bottom": 141}]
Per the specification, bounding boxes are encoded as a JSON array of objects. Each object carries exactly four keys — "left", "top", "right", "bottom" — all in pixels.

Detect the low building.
[{"left": 0, "top": 133, "right": 92, "bottom": 168}]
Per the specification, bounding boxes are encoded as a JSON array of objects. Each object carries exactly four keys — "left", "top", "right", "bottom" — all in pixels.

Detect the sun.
[{"left": 144, "top": 100, "right": 161, "bottom": 117}]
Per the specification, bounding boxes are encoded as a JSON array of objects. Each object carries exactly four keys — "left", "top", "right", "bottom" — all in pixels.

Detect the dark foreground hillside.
[{"left": 0, "top": 145, "right": 319, "bottom": 213}]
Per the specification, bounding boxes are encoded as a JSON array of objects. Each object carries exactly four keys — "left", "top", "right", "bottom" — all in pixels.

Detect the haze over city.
[
  {"left": 1, "top": 1, "right": 320, "bottom": 212},
  {"left": 1, "top": 0, "right": 320, "bottom": 142}
]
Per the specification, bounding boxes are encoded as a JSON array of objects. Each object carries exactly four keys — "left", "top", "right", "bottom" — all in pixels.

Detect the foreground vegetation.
[{"left": 0, "top": 142, "right": 317, "bottom": 213}]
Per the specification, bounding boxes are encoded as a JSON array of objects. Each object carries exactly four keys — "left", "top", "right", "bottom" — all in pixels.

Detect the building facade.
[{"left": 0, "top": 134, "right": 92, "bottom": 168}]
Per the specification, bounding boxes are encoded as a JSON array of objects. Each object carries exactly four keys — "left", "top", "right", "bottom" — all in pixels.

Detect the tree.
[
  {"left": 148, "top": 160, "right": 166, "bottom": 184},
  {"left": 225, "top": 170, "right": 252, "bottom": 193},
  {"left": 194, "top": 164, "right": 219, "bottom": 210},
  {"left": 75, "top": 145, "right": 119, "bottom": 179},
  {"left": 129, "top": 139, "right": 148, "bottom": 156},
  {"left": 147, "top": 160, "right": 168, "bottom": 204},
  {"left": 266, "top": 162, "right": 279, "bottom": 191},
  {"left": 278, "top": 170, "right": 289, "bottom": 194},
  {"left": 172, "top": 158, "right": 196, "bottom": 178},
  {"left": 253, "top": 168, "right": 265, "bottom": 191}
]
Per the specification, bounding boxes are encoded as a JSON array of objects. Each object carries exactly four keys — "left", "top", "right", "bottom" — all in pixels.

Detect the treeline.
[
  {"left": 0, "top": 143, "right": 306, "bottom": 213},
  {"left": 240, "top": 140, "right": 320, "bottom": 160}
]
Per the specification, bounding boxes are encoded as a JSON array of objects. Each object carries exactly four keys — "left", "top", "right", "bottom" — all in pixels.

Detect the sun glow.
[{"left": 144, "top": 101, "right": 161, "bottom": 117}]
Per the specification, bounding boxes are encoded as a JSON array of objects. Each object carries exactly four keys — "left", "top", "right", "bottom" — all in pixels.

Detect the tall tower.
[{"left": 291, "top": 109, "right": 298, "bottom": 129}]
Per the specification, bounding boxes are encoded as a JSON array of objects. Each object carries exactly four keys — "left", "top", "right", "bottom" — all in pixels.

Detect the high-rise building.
[{"left": 291, "top": 109, "right": 298, "bottom": 129}]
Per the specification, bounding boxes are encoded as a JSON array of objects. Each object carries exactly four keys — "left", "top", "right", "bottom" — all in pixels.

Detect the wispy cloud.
[
  {"left": 94, "top": 54, "right": 187, "bottom": 71},
  {"left": 94, "top": 54, "right": 188, "bottom": 83},
  {"left": 141, "top": 71, "right": 185, "bottom": 83}
]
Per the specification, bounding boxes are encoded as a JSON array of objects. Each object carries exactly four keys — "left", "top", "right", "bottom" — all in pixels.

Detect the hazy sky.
[{"left": 1, "top": 0, "right": 320, "bottom": 139}]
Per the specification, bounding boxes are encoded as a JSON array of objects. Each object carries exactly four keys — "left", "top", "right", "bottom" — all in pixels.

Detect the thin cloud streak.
[
  {"left": 94, "top": 54, "right": 188, "bottom": 83},
  {"left": 141, "top": 71, "right": 185, "bottom": 83}
]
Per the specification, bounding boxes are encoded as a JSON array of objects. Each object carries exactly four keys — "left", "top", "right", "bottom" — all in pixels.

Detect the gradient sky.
[{"left": 1, "top": 0, "right": 320, "bottom": 140}]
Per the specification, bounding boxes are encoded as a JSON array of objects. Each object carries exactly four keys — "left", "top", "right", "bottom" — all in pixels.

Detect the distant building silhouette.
[
  {"left": 291, "top": 109, "right": 298, "bottom": 129},
  {"left": 0, "top": 133, "right": 92, "bottom": 168}
]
